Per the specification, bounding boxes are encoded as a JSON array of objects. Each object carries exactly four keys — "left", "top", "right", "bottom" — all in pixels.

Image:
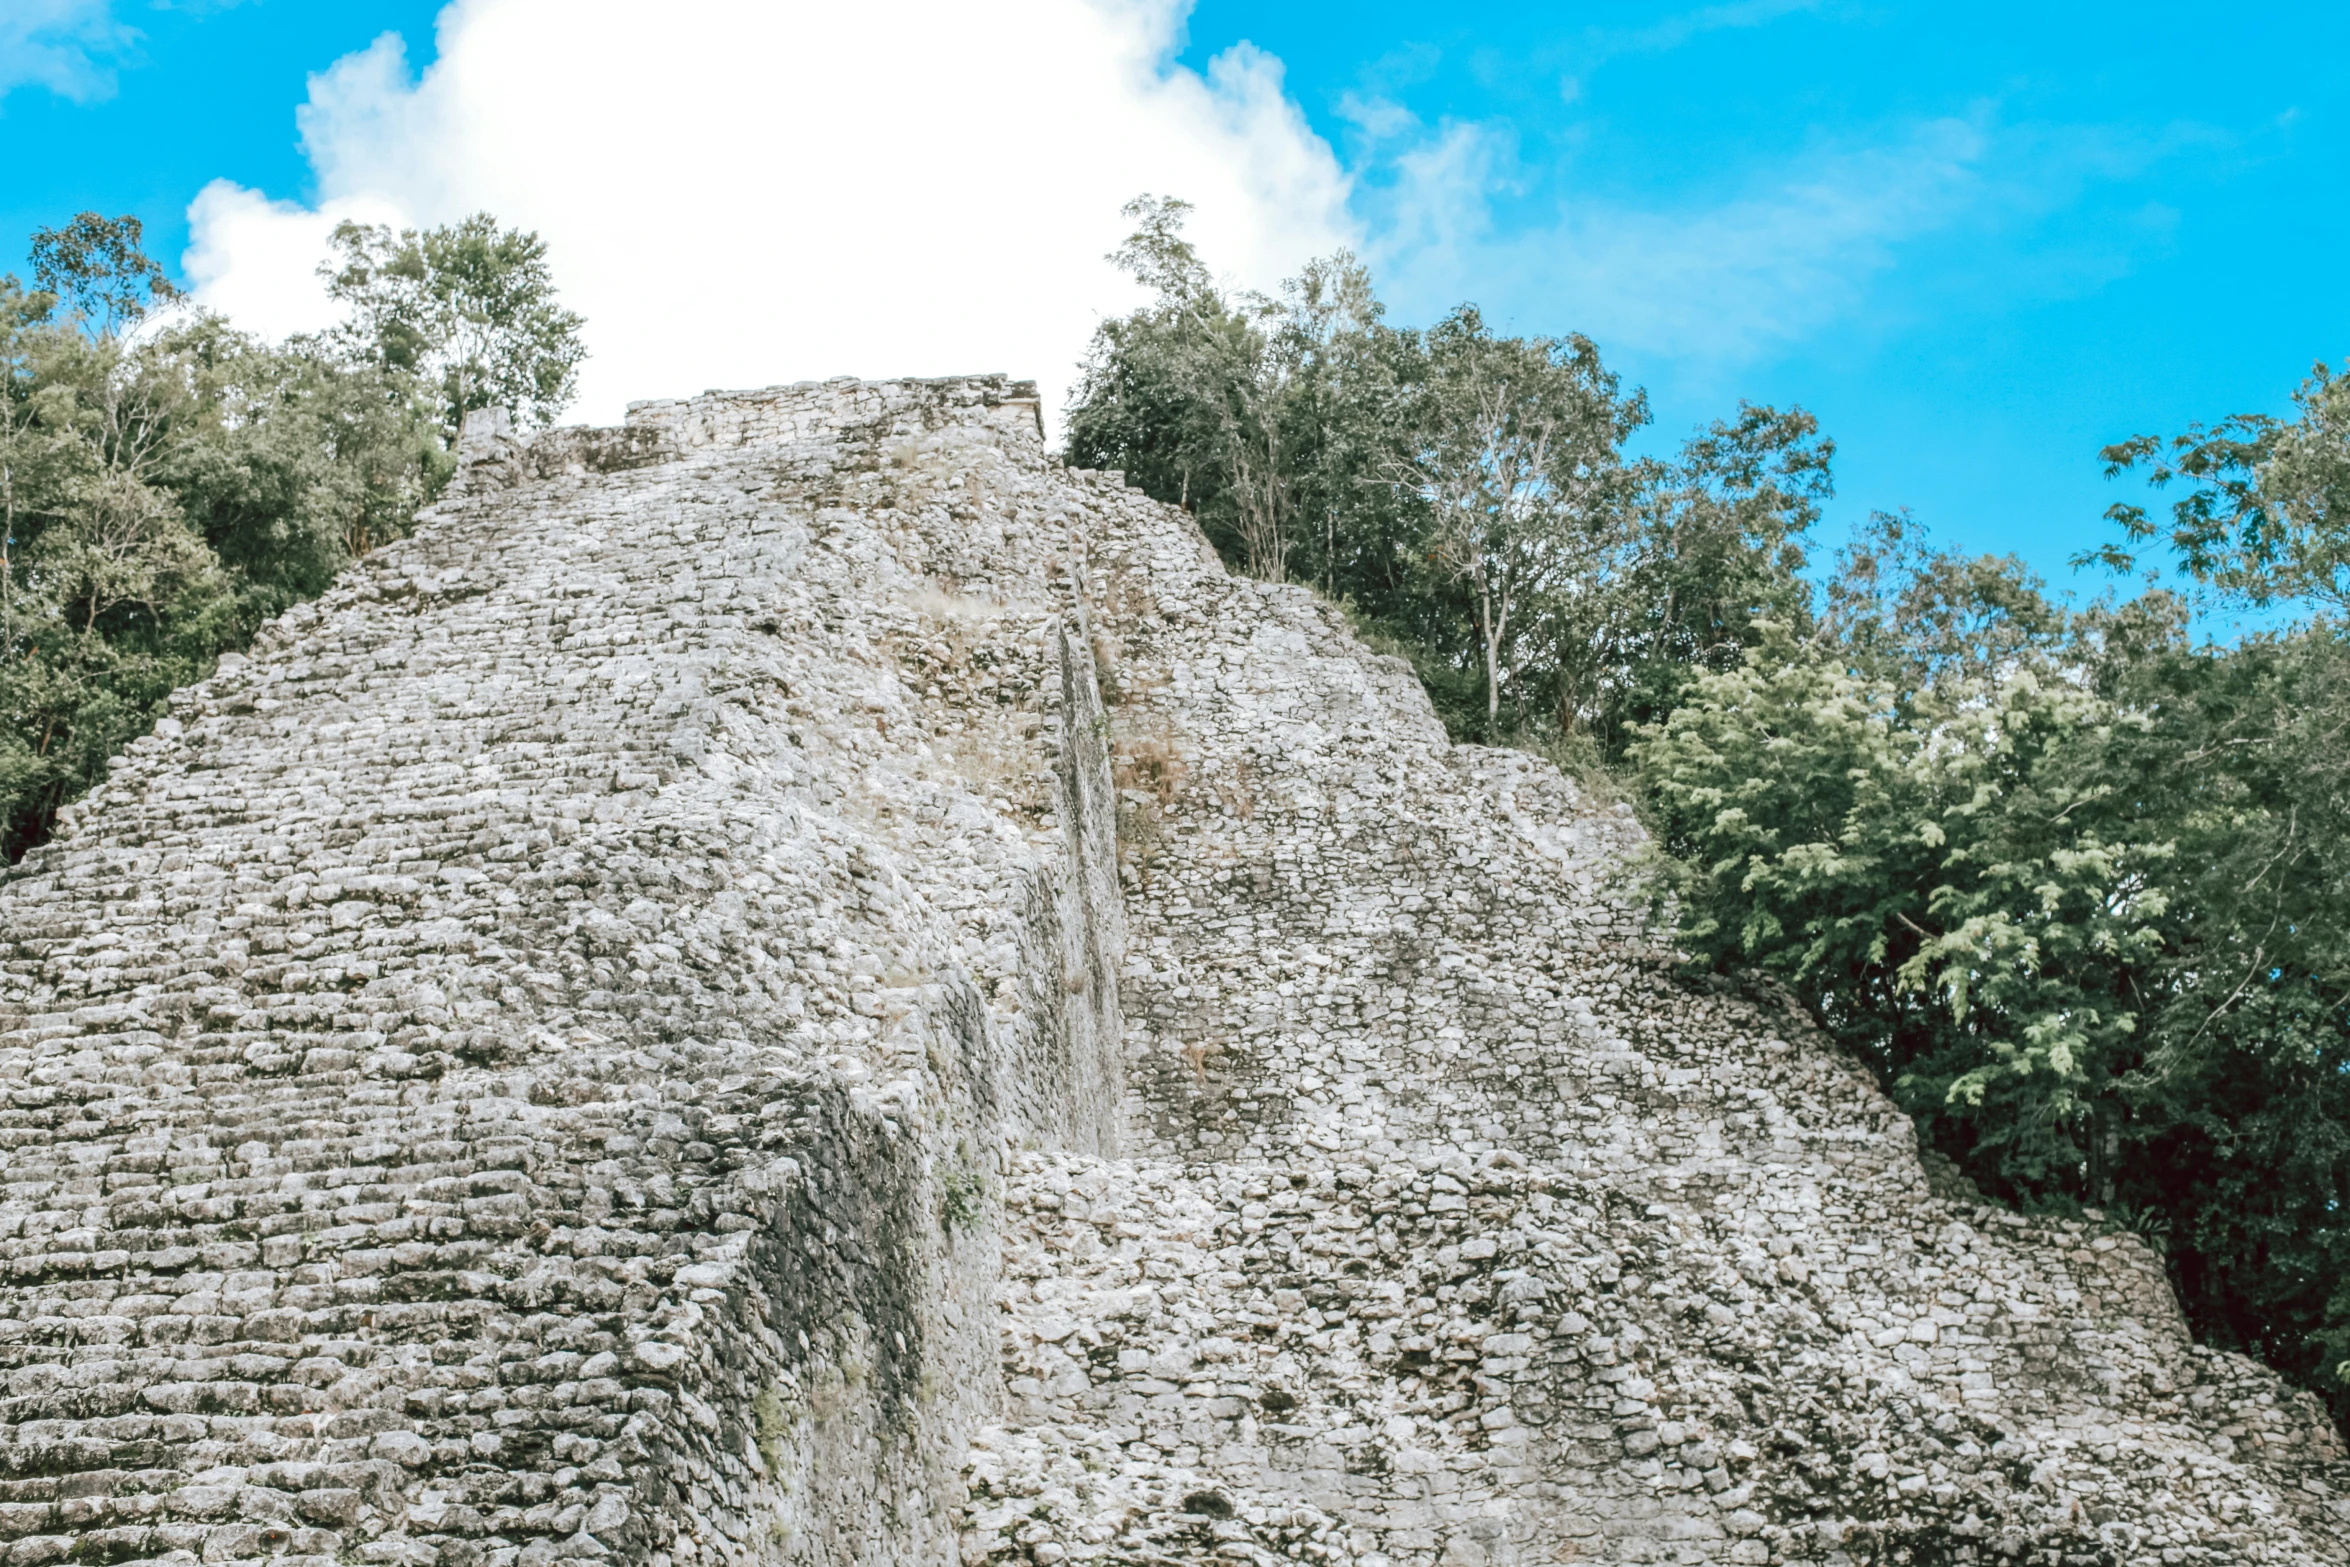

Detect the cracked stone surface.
[{"left": 0, "top": 377, "right": 2341, "bottom": 1567}]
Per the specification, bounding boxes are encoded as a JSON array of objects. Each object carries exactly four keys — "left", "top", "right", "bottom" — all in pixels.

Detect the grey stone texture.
[{"left": 0, "top": 376, "right": 2341, "bottom": 1567}]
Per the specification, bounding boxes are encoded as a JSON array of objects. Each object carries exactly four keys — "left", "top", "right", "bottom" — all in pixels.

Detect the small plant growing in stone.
[
  {"left": 941, "top": 1166, "right": 988, "bottom": 1232},
  {"left": 1208, "top": 757, "right": 1257, "bottom": 820},
  {"left": 752, "top": 1382, "right": 792, "bottom": 1476},
  {"left": 1114, "top": 727, "right": 1186, "bottom": 885},
  {"left": 1113, "top": 733, "right": 1186, "bottom": 806},
  {"left": 808, "top": 1364, "right": 852, "bottom": 1421},
  {"left": 1091, "top": 629, "right": 1125, "bottom": 704},
  {"left": 1180, "top": 1037, "right": 1214, "bottom": 1086},
  {"left": 1115, "top": 796, "right": 1166, "bottom": 887}
]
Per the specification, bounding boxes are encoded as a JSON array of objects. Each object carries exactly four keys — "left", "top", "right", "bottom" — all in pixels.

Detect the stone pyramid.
[{"left": 0, "top": 377, "right": 2340, "bottom": 1567}]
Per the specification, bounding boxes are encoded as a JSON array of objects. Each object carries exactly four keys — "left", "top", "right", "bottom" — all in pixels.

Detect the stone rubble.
[
  {"left": 0, "top": 376, "right": 2339, "bottom": 1567},
  {"left": 956, "top": 428, "right": 2350, "bottom": 1567}
]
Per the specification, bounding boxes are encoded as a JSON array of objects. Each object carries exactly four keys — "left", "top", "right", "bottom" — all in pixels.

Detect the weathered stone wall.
[
  {"left": 0, "top": 377, "right": 1119, "bottom": 1567},
  {"left": 1, "top": 375, "right": 2345, "bottom": 1567}
]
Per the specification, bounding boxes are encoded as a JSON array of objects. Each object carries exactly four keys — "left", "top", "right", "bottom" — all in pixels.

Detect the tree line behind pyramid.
[{"left": 5, "top": 196, "right": 2346, "bottom": 1433}]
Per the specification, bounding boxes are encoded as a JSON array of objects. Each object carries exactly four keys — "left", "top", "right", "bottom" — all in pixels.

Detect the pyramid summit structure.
[{"left": 0, "top": 376, "right": 2341, "bottom": 1567}]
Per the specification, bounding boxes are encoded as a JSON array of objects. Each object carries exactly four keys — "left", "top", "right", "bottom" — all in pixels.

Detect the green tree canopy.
[
  {"left": 28, "top": 212, "right": 178, "bottom": 338},
  {"left": 1065, "top": 196, "right": 1821, "bottom": 754},
  {"left": 1635, "top": 510, "right": 2350, "bottom": 1428},
  {"left": 0, "top": 210, "right": 492, "bottom": 861},
  {"left": 1388, "top": 308, "right": 1646, "bottom": 724},
  {"left": 321, "top": 212, "right": 588, "bottom": 433},
  {"left": 2094, "top": 360, "right": 2350, "bottom": 618}
]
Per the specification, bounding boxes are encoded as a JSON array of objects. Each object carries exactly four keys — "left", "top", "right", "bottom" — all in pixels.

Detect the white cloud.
[
  {"left": 180, "top": 0, "right": 2171, "bottom": 425},
  {"left": 0, "top": 0, "right": 135, "bottom": 102},
  {"left": 183, "top": 0, "right": 1356, "bottom": 426},
  {"left": 181, "top": 183, "right": 407, "bottom": 342},
  {"left": 1362, "top": 111, "right": 1996, "bottom": 366}
]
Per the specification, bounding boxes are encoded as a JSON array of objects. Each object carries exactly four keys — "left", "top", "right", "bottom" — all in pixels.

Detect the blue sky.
[{"left": 5, "top": 0, "right": 2347, "bottom": 602}]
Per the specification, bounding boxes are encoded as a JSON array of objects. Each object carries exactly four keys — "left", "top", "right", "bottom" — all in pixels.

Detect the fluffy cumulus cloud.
[
  {"left": 182, "top": 0, "right": 2134, "bottom": 426},
  {"left": 183, "top": 0, "right": 1356, "bottom": 424}
]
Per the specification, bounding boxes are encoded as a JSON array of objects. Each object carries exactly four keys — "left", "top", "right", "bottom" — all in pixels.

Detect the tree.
[
  {"left": 321, "top": 212, "right": 588, "bottom": 432},
  {"left": 1270, "top": 253, "right": 1418, "bottom": 607},
  {"left": 0, "top": 211, "right": 477, "bottom": 861},
  {"left": 2093, "top": 360, "right": 2350, "bottom": 618},
  {"left": 1076, "top": 197, "right": 1292, "bottom": 580},
  {"left": 0, "top": 272, "right": 236, "bottom": 861},
  {"left": 1065, "top": 197, "right": 1818, "bottom": 751},
  {"left": 2085, "top": 616, "right": 2350, "bottom": 1408},
  {"left": 1534, "top": 403, "right": 1831, "bottom": 756},
  {"left": 157, "top": 315, "right": 450, "bottom": 596},
  {"left": 1634, "top": 595, "right": 2167, "bottom": 1193},
  {"left": 1634, "top": 523, "right": 2350, "bottom": 1431},
  {"left": 2, "top": 277, "right": 68, "bottom": 644},
  {"left": 1069, "top": 199, "right": 1424, "bottom": 592},
  {"left": 29, "top": 212, "right": 178, "bottom": 339},
  {"left": 1387, "top": 308, "right": 1644, "bottom": 726}
]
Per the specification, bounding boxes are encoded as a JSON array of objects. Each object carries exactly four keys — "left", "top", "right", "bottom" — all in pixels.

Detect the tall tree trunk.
[
  {"left": 1230, "top": 436, "right": 1286, "bottom": 584},
  {"left": 1, "top": 460, "right": 12, "bottom": 653},
  {"left": 1480, "top": 584, "right": 1502, "bottom": 724}
]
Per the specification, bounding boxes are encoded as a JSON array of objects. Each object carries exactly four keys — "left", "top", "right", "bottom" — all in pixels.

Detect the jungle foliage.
[
  {"left": 1065, "top": 196, "right": 1827, "bottom": 760},
  {"left": 0, "top": 209, "right": 583, "bottom": 861}
]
